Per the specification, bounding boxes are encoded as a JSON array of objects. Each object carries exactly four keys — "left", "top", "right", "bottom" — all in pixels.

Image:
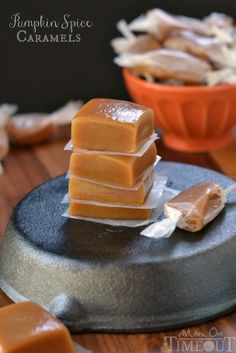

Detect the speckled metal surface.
[{"left": 0, "top": 162, "right": 236, "bottom": 333}]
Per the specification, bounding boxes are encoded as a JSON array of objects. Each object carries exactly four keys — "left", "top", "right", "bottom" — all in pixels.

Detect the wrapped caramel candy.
[
  {"left": 0, "top": 104, "right": 17, "bottom": 174},
  {"left": 111, "top": 20, "right": 160, "bottom": 55},
  {"left": 111, "top": 34, "right": 160, "bottom": 55},
  {"left": 208, "top": 45, "right": 236, "bottom": 69},
  {"left": 128, "top": 9, "right": 214, "bottom": 41},
  {"left": 204, "top": 12, "right": 234, "bottom": 29},
  {"left": 141, "top": 181, "right": 236, "bottom": 239},
  {"left": 0, "top": 104, "right": 18, "bottom": 128},
  {"left": 112, "top": 8, "right": 236, "bottom": 86},
  {"left": 115, "top": 49, "right": 212, "bottom": 84},
  {"left": 164, "top": 31, "right": 224, "bottom": 59},
  {"left": 177, "top": 15, "right": 213, "bottom": 36},
  {"left": 7, "top": 113, "right": 56, "bottom": 145},
  {"left": 178, "top": 13, "right": 234, "bottom": 42},
  {"left": 204, "top": 12, "right": 234, "bottom": 41},
  {"left": 128, "top": 9, "right": 234, "bottom": 41},
  {"left": 205, "top": 68, "right": 236, "bottom": 86},
  {"left": 7, "top": 101, "right": 82, "bottom": 146},
  {"left": 49, "top": 100, "right": 83, "bottom": 126}
]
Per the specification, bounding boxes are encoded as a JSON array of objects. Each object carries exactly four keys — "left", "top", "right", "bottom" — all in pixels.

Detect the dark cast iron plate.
[{"left": 0, "top": 162, "right": 236, "bottom": 333}]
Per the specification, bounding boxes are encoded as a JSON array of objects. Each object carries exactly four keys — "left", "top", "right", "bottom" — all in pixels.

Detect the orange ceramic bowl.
[{"left": 123, "top": 68, "right": 236, "bottom": 152}]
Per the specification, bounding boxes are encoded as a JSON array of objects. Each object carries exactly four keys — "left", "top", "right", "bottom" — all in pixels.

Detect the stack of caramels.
[{"left": 68, "top": 98, "right": 157, "bottom": 220}]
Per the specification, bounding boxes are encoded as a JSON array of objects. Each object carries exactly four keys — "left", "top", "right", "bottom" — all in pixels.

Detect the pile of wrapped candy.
[
  {"left": 0, "top": 101, "right": 82, "bottom": 175},
  {"left": 111, "top": 9, "right": 236, "bottom": 86}
]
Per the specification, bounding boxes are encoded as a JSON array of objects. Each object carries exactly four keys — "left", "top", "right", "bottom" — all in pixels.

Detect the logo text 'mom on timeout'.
[{"left": 164, "top": 327, "right": 236, "bottom": 352}]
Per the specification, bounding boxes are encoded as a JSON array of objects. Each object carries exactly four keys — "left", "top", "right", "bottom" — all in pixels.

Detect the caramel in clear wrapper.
[
  {"left": 204, "top": 12, "right": 234, "bottom": 30},
  {"left": 205, "top": 67, "right": 236, "bottom": 86},
  {"left": 163, "top": 31, "right": 224, "bottom": 59},
  {"left": 7, "top": 114, "right": 55, "bottom": 145},
  {"left": 128, "top": 9, "right": 233, "bottom": 42},
  {"left": 141, "top": 181, "right": 236, "bottom": 239},
  {"left": 128, "top": 8, "right": 214, "bottom": 41},
  {"left": 115, "top": 49, "right": 211, "bottom": 84},
  {"left": 165, "top": 181, "right": 225, "bottom": 232},
  {"left": 111, "top": 34, "right": 160, "bottom": 55}
]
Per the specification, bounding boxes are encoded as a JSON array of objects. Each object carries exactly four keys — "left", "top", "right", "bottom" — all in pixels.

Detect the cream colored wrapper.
[
  {"left": 141, "top": 207, "right": 182, "bottom": 239},
  {"left": 65, "top": 133, "right": 158, "bottom": 157},
  {"left": 141, "top": 183, "right": 236, "bottom": 239},
  {"left": 114, "top": 49, "right": 211, "bottom": 84},
  {"left": 205, "top": 68, "right": 236, "bottom": 86},
  {"left": 49, "top": 100, "right": 83, "bottom": 126},
  {"left": 10, "top": 100, "right": 82, "bottom": 128},
  {"left": 0, "top": 103, "right": 18, "bottom": 128},
  {"left": 0, "top": 104, "right": 16, "bottom": 175}
]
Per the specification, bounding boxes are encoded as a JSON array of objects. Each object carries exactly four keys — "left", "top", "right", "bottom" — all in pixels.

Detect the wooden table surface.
[{"left": 0, "top": 136, "right": 236, "bottom": 353}]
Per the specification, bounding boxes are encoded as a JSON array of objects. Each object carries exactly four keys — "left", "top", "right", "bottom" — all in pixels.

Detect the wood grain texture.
[
  {"left": 210, "top": 144, "right": 236, "bottom": 180},
  {"left": 0, "top": 138, "right": 236, "bottom": 353}
]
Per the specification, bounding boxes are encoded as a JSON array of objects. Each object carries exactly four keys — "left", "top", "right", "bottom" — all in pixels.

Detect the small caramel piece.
[
  {"left": 111, "top": 34, "right": 160, "bottom": 55},
  {"left": 71, "top": 98, "right": 154, "bottom": 152},
  {"left": 116, "top": 49, "right": 211, "bottom": 84},
  {"left": 205, "top": 68, "right": 236, "bottom": 86},
  {"left": 129, "top": 8, "right": 211, "bottom": 41},
  {"left": 204, "top": 12, "right": 234, "bottom": 29},
  {"left": 0, "top": 302, "right": 75, "bottom": 353},
  {"left": 7, "top": 114, "right": 55, "bottom": 145},
  {"left": 69, "top": 203, "right": 151, "bottom": 220},
  {"left": 69, "top": 171, "right": 154, "bottom": 205},
  {"left": 165, "top": 181, "right": 224, "bottom": 232},
  {"left": 164, "top": 31, "right": 223, "bottom": 59},
  {"left": 69, "top": 142, "right": 157, "bottom": 187}
]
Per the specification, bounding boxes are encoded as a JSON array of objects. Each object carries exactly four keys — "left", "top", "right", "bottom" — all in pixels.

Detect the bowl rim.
[{"left": 123, "top": 68, "right": 236, "bottom": 92}]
